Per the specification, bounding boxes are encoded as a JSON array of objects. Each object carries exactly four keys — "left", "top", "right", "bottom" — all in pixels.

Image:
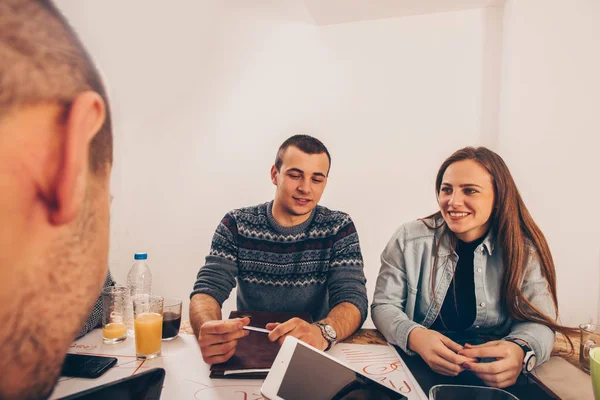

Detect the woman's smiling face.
[{"left": 438, "top": 159, "right": 495, "bottom": 243}]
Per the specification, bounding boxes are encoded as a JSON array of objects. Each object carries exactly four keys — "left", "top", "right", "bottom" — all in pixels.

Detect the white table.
[{"left": 51, "top": 330, "right": 428, "bottom": 400}]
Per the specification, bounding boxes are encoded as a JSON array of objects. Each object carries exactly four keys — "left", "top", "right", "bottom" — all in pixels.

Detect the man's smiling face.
[{"left": 270, "top": 146, "right": 329, "bottom": 227}]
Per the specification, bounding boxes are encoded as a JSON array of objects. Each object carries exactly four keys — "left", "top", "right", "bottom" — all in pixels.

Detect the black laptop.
[{"left": 57, "top": 368, "right": 165, "bottom": 400}]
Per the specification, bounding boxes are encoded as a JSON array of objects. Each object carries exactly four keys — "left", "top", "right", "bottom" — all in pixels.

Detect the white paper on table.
[
  {"left": 50, "top": 330, "right": 266, "bottom": 400},
  {"left": 51, "top": 330, "right": 427, "bottom": 400},
  {"left": 328, "top": 343, "right": 428, "bottom": 400}
]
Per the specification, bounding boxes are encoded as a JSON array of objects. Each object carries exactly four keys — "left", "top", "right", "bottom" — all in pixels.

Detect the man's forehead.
[{"left": 281, "top": 147, "right": 329, "bottom": 175}]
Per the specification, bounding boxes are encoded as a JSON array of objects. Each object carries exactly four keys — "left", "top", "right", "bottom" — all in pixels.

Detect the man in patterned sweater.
[{"left": 190, "top": 135, "right": 368, "bottom": 365}]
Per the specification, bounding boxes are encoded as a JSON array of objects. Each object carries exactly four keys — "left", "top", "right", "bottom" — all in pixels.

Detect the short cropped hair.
[
  {"left": 274, "top": 134, "right": 331, "bottom": 175},
  {"left": 0, "top": 0, "right": 112, "bottom": 173}
]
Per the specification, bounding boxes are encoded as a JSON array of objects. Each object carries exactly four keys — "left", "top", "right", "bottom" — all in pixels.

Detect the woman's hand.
[
  {"left": 408, "top": 328, "right": 477, "bottom": 376},
  {"left": 458, "top": 340, "right": 524, "bottom": 388}
]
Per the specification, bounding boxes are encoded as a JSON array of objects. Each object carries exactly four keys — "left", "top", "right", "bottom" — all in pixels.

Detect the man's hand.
[
  {"left": 266, "top": 318, "right": 328, "bottom": 350},
  {"left": 197, "top": 317, "right": 250, "bottom": 364},
  {"left": 458, "top": 340, "right": 524, "bottom": 388},
  {"left": 408, "top": 328, "right": 477, "bottom": 376}
]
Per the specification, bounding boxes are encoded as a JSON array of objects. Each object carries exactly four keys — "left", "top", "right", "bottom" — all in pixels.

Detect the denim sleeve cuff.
[{"left": 396, "top": 320, "right": 426, "bottom": 356}]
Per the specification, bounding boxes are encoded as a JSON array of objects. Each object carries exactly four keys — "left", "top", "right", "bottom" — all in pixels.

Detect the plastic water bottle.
[{"left": 124, "top": 252, "right": 152, "bottom": 336}]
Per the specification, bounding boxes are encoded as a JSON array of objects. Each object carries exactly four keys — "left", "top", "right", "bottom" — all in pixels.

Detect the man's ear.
[
  {"left": 51, "top": 91, "right": 106, "bottom": 225},
  {"left": 270, "top": 165, "right": 279, "bottom": 186}
]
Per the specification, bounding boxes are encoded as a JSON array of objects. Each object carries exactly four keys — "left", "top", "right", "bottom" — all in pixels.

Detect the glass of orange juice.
[
  {"left": 101, "top": 286, "right": 128, "bottom": 344},
  {"left": 133, "top": 295, "right": 164, "bottom": 360}
]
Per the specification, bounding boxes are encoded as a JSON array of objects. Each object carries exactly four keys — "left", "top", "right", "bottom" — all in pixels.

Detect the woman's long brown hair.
[{"left": 422, "top": 147, "right": 576, "bottom": 349}]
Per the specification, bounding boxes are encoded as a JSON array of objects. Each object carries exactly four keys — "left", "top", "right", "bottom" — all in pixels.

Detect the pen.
[{"left": 242, "top": 326, "right": 272, "bottom": 334}]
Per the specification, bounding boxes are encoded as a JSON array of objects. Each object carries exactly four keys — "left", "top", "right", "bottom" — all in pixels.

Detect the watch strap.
[
  {"left": 505, "top": 338, "right": 536, "bottom": 372},
  {"left": 314, "top": 322, "right": 337, "bottom": 351}
]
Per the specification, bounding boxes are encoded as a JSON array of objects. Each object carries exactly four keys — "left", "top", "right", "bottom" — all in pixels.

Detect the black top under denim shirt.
[{"left": 430, "top": 234, "right": 486, "bottom": 332}]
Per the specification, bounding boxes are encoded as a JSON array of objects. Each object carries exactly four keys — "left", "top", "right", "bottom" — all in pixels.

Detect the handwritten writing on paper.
[
  {"left": 187, "top": 380, "right": 265, "bottom": 400},
  {"left": 329, "top": 344, "right": 428, "bottom": 400}
]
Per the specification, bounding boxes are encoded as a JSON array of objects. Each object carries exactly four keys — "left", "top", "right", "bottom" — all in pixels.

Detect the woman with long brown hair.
[{"left": 371, "top": 146, "right": 574, "bottom": 389}]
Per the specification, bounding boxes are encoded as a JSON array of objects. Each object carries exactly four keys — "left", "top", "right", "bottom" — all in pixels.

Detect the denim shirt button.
[
  {"left": 475, "top": 325, "right": 480, "bottom": 328},
  {"left": 477, "top": 268, "right": 482, "bottom": 273},
  {"left": 479, "top": 302, "right": 486, "bottom": 307}
]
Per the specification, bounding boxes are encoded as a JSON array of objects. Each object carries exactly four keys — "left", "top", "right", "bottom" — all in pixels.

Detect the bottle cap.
[{"left": 134, "top": 253, "right": 148, "bottom": 260}]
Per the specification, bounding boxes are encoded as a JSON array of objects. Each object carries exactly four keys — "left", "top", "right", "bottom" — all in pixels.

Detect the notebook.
[{"left": 209, "top": 310, "right": 313, "bottom": 379}]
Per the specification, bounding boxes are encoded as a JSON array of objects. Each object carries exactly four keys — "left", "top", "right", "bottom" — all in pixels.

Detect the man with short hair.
[
  {"left": 0, "top": 1, "right": 113, "bottom": 398},
  {"left": 190, "top": 134, "right": 368, "bottom": 365}
]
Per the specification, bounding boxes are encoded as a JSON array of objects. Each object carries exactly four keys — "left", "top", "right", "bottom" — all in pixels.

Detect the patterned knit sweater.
[{"left": 191, "top": 201, "right": 368, "bottom": 324}]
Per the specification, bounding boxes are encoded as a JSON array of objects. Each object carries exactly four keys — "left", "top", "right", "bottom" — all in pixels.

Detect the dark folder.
[{"left": 209, "top": 310, "right": 313, "bottom": 379}]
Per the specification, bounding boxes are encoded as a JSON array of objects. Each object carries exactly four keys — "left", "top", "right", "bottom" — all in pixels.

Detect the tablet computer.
[
  {"left": 261, "top": 337, "right": 406, "bottom": 400},
  {"left": 57, "top": 367, "right": 165, "bottom": 400}
]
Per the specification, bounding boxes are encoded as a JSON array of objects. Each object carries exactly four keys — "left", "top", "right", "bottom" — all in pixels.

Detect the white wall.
[
  {"left": 55, "top": 1, "right": 598, "bottom": 329},
  {"left": 498, "top": 0, "right": 600, "bottom": 326},
  {"left": 303, "top": 0, "right": 505, "bottom": 25},
  {"left": 55, "top": 1, "right": 493, "bottom": 325},
  {"left": 312, "top": 10, "right": 494, "bottom": 327}
]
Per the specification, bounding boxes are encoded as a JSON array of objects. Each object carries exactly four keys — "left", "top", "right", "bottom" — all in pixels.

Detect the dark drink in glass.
[
  {"left": 162, "top": 312, "right": 181, "bottom": 340},
  {"left": 161, "top": 298, "right": 183, "bottom": 341}
]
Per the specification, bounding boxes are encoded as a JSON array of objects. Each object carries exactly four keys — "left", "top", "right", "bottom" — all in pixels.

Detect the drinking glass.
[
  {"left": 101, "top": 285, "right": 128, "bottom": 344},
  {"left": 133, "top": 295, "right": 163, "bottom": 360},
  {"left": 580, "top": 323, "right": 600, "bottom": 373},
  {"left": 590, "top": 347, "right": 600, "bottom": 400},
  {"left": 429, "top": 384, "right": 519, "bottom": 400},
  {"left": 162, "top": 298, "right": 182, "bottom": 341}
]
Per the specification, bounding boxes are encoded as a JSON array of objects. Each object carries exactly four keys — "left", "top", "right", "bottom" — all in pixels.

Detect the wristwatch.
[
  {"left": 505, "top": 338, "right": 536, "bottom": 373},
  {"left": 314, "top": 322, "right": 337, "bottom": 351}
]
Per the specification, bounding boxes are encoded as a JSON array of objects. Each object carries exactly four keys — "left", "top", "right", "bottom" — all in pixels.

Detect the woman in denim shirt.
[{"left": 372, "top": 147, "right": 575, "bottom": 389}]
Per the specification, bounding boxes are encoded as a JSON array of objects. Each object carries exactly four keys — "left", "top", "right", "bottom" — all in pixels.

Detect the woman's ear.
[{"left": 51, "top": 91, "right": 106, "bottom": 225}]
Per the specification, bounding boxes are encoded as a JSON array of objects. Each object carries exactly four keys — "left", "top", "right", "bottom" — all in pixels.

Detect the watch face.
[
  {"left": 526, "top": 354, "right": 536, "bottom": 372},
  {"left": 324, "top": 325, "right": 337, "bottom": 340}
]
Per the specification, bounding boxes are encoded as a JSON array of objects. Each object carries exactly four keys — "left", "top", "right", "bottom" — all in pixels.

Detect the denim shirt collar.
[
  {"left": 436, "top": 222, "right": 496, "bottom": 257},
  {"left": 482, "top": 232, "right": 496, "bottom": 255}
]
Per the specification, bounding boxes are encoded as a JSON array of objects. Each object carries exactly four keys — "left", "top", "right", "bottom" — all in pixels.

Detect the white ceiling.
[{"left": 303, "top": 0, "right": 505, "bottom": 25}]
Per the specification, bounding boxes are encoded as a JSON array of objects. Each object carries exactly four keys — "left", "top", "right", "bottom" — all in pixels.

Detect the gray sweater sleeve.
[
  {"left": 190, "top": 214, "right": 239, "bottom": 305},
  {"left": 328, "top": 217, "right": 368, "bottom": 326}
]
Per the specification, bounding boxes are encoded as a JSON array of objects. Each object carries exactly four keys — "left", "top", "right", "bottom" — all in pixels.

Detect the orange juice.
[
  {"left": 102, "top": 322, "right": 127, "bottom": 339},
  {"left": 134, "top": 312, "right": 162, "bottom": 357}
]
